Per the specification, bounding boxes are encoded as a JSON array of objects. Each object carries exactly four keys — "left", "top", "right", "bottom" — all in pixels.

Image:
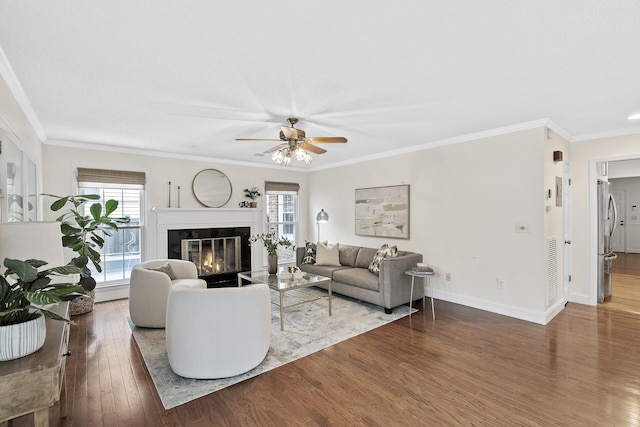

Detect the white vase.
[{"left": 0, "top": 314, "right": 47, "bottom": 361}]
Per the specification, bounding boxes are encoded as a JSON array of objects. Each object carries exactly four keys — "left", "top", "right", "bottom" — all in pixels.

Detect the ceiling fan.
[{"left": 235, "top": 117, "right": 347, "bottom": 165}]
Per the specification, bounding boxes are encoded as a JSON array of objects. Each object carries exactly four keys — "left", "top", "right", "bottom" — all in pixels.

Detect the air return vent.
[{"left": 547, "top": 237, "right": 558, "bottom": 304}]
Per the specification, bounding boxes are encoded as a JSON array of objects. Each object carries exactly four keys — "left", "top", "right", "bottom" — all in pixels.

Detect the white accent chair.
[
  {"left": 129, "top": 259, "right": 206, "bottom": 328},
  {"left": 166, "top": 282, "right": 271, "bottom": 379}
]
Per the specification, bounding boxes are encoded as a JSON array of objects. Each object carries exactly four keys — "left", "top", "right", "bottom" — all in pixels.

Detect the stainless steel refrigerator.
[{"left": 597, "top": 179, "right": 618, "bottom": 303}]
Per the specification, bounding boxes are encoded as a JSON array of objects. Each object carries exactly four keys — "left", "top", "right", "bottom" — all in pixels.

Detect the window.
[
  {"left": 77, "top": 168, "right": 145, "bottom": 286},
  {"left": 265, "top": 181, "right": 300, "bottom": 264}
]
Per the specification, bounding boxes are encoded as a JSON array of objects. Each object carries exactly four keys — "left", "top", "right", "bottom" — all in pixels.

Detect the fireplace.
[{"left": 167, "top": 226, "right": 251, "bottom": 286}]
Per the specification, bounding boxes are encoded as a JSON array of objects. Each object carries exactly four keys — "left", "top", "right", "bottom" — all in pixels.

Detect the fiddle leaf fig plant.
[
  {"left": 45, "top": 194, "right": 130, "bottom": 288},
  {"left": 0, "top": 258, "right": 85, "bottom": 326}
]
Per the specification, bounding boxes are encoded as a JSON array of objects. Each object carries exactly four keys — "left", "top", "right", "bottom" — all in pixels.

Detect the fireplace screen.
[{"left": 181, "top": 236, "right": 241, "bottom": 276}]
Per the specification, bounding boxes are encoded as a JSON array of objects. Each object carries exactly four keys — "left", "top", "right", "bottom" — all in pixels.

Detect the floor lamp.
[{"left": 316, "top": 209, "right": 329, "bottom": 242}]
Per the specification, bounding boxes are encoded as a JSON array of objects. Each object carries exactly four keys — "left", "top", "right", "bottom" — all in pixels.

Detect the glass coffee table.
[{"left": 237, "top": 269, "right": 332, "bottom": 331}]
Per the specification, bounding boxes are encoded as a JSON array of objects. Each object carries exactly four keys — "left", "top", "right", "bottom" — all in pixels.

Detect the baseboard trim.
[
  {"left": 95, "top": 283, "right": 129, "bottom": 303},
  {"left": 433, "top": 289, "right": 551, "bottom": 325},
  {"left": 569, "top": 292, "right": 592, "bottom": 306}
]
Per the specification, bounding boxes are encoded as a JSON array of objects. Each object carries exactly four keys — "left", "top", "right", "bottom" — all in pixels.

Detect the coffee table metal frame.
[{"left": 237, "top": 270, "right": 332, "bottom": 331}]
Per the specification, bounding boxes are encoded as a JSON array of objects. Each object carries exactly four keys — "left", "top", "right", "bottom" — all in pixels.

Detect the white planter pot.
[{"left": 0, "top": 314, "right": 47, "bottom": 361}]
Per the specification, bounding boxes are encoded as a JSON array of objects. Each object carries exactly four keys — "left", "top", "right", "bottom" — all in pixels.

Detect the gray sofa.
[{"left": 295, "top": 244, "right": 423, "bottom": 314}]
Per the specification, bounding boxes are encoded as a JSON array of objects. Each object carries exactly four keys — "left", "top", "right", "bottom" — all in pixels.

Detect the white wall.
[
  {"left": 570, "top": 133, "right": 640, "bottom": 304},
  {"left": 0, "top": 69, "right": 42, "bottom": 165},
  {"left": 41, "top": 144, "right": 310, "bottom": 262},
  {"left": 0, "top": 66, "right": 46, "bottom": 222},
  {"left": 308, "top": 127, "right": 557, "bottom": 323}
]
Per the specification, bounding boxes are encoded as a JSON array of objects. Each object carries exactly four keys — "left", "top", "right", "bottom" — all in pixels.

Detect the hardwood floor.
[
  {"left": 10, "top": 276, "right": 640, "bottom": 426},
  {"left": 607, "top": 252, "right": 640, "bottom": 313}
]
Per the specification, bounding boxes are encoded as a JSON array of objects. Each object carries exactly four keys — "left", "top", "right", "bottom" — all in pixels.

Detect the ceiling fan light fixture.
[
  {"left": 283, "top": 152, "right": 292, "bottom": 166},
  {"left": 239, "top": 117, "right": 345, "bottom": 166},
  {"left": 272, "top": 150, "right": 285, "bottom": 164}
]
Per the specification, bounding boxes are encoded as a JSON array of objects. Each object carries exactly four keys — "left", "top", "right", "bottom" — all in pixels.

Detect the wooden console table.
[{"left": 0, "top": 302, "right": 70, "bottom": 427}]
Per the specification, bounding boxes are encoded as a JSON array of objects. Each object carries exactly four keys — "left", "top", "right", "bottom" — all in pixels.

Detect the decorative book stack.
[{"left": 412, "top": 263, "right": 434, "bottom": 275}]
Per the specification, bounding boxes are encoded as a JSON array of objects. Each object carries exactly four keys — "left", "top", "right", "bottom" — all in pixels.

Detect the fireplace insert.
[{"left": 167, "top": 226, "right": 251, "bottom": 287}]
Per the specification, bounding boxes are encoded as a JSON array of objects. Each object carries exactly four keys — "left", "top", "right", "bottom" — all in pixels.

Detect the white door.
[
  {"left": 611, "top": 190, "right": 625, "bottom": 252},
  {"left": 563, "top": 162, "right": 572, "bottom": 304}
]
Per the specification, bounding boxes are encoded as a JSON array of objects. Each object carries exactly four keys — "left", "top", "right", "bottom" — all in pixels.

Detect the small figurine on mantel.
[{"left": 243, "top": 187, "right": 261, "bottom": 208}]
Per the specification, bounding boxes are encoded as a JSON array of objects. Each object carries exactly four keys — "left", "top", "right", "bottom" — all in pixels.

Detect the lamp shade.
[
  {"left": 316, "top": 209, "right": 329, "bottom": 223},
  {"left": 0, "top": 221, "right": 64, "bottom": 273}
]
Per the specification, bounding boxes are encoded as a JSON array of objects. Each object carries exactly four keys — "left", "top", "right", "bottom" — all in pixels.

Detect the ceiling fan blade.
[
  {"left": 300, "top": 142, "right": 327, "bottom": 154},
  {"left": 235, "top": 138, "right": 282, "bottom": 142},
  {"left": 264, "top": 143, "right": 287, "bottom": 153},
  {"left": 306, "top": 136, "right": 347, "bottom": 144},
  {"left": 281, "top": 126, "right": 298, "bottom": 139}
]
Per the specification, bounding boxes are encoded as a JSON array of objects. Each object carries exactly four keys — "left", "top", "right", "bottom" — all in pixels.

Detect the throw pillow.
[
  {"left": 302, "top": 240, "right": 327, "bottom": 264},
  {"left": 147, "top": 262, "right": 177, "bottom": 280},
  {"left": 302, "top": 240, "right": 318, "bottom": 264},
  {"left": 368, "top": 244, "right": 398, "bottom": 275},
  {"left": 315, "top": 242, "right": 341, "bottom": 266}
]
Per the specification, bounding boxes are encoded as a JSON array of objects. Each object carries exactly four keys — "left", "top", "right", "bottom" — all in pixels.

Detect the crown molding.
[
  {"left": 312, "top": 118, "right": 573, "bottom": 171},
  {"left": 571, "top": 126, "right": 640, "bottom": 143},
  {"left": 0, "top": 45, "right": 47, "bottom": 143},
  {"left": 45, "top": 138, "right": 309, "bottom": 172}
]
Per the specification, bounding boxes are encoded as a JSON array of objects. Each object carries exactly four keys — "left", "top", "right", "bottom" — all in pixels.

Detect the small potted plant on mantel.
[
  {"left": 249, "top": 232, "right": 294, "bottom": 274},
  {"left": 243, "top": 187, "right": 261, "bottom": 208},
  {"left": 0, "top": 258, "right": 84, "bottom": 361}
]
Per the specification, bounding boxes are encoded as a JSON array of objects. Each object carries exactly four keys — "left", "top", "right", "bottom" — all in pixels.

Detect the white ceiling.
[{"left": 1, "top": 1, "right": 640, "bottom": 169}]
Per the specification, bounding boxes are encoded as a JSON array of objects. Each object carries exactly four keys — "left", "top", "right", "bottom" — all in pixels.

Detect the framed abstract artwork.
[{"left": 355, "top": 184, "right": 410, "bottom": 239}]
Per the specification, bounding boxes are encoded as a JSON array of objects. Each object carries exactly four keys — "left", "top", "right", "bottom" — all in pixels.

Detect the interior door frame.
[{"left": 563, "top": 161, "right": 571, "bottom": 304}]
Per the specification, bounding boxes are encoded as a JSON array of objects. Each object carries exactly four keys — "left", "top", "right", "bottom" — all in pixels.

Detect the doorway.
[{"left": 602, "top": 161, "right": 640, "bottom": 312}]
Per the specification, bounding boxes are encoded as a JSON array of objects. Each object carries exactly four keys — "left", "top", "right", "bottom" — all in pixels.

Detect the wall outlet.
[
  {"left": 496, "top": 278, "right": 505, "bottom": 290},
  {"left": 446, "top": 272, "right": 451, "bottom": 281}
]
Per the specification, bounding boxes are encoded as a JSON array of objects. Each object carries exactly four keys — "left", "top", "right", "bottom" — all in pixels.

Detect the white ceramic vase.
[{"left": 0, "top": 314, "right": 47, "bottom": 361}]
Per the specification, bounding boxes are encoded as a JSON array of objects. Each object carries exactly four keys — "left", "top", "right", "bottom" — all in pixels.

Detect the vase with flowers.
[
  {"left": 243, "top": 187, "right": 261, "bottom": 208},
  {"left": 249, "top": 232, "right": 294, "bottom": 274}
]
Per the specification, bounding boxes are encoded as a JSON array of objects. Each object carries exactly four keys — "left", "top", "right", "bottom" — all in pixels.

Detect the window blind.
[
  {"left": 264, "top": 181, "right": 300, "bottom": 194},
  {"left": 76, "top": 168, "right": 146, "bottom": 189}
]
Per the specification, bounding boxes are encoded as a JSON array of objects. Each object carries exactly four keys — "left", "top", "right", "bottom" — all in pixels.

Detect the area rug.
[{"left": 129, "top": 288, "right": 415, "bottom": 409}]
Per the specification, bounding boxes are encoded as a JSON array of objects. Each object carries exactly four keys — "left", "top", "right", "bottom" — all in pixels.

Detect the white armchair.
[
  {"left": 166, "top": 282, "right": 271, "bottom": 379},
  {"left": 129, "top": 259, "right": 206, "bottom": 328}
]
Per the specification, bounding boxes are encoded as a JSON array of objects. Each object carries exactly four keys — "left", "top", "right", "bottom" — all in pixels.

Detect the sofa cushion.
[
  {"left": 338, "top": 244, "right": 360, "bottom": 267},
  {"left": 333, "top": 268, "right": 380, "bottom": 292},
  {"left": 368, "top": 244, "right": 398, "bottom": 275},
  {"left": 147, "top": 262, "right": 177, "bottom": 279},
  {"left": 316, "top": 242, "right": 341, "bottom": 266},
  {"left": 355, "top": 247, "right": 378, "bottom": 269},
  {"left": 299, "top": 263, "right": 348, "bottom": 278}
]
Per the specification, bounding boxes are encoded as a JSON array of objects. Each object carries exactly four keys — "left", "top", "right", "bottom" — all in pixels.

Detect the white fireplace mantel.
[{"left": 152, "top": 207, "right": 265, "bottom": 270}]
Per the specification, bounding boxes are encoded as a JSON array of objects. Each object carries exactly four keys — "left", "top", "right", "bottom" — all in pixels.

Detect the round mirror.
[{"left": 192, "top": 169, "right": 232, "bottom": 207}]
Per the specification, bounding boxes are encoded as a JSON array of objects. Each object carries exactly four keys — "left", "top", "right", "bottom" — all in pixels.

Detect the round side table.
[{"left": 405, "top": 270, "right": 437, "bottom": 320}]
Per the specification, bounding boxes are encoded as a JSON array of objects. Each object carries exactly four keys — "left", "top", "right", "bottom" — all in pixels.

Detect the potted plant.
[
  {"left": 45, "top": 194, "right": 130, "bottom": 315},
  {"left": 243, "top": 187, "right": 261, "bottom": 208},
  {"left": 0, "top": 258, "right": 84, "bottom": 361},
  {"left": 249, "top": 233, "right": 294, "bottom": 274}
]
